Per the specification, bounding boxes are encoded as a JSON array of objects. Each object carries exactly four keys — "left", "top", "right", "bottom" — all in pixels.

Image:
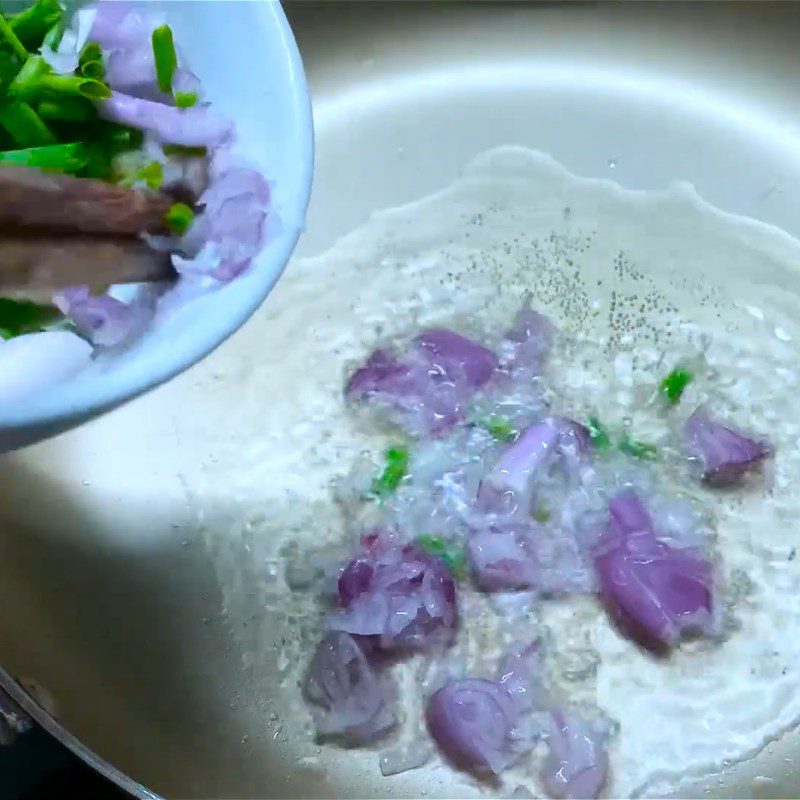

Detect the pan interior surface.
[{"left": 1, "top": 4, "right": 800, "bottom": 798}]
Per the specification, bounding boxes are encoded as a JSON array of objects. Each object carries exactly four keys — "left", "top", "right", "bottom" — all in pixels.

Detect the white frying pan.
[{"left": 1, "top": 2, "right": 799, "bottom": 797}]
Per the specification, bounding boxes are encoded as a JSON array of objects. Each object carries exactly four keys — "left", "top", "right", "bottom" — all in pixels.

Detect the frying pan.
[{"left": 1, "top": 2, "right": 799, "bottom": 797}]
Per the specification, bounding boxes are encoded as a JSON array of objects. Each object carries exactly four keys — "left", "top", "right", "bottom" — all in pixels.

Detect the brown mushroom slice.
[
  {"left": 0, "top": 235, "right": 175, "bottom": 294},
  {"left": 0, "top": 166, "right": 175, "bottom": 236}
]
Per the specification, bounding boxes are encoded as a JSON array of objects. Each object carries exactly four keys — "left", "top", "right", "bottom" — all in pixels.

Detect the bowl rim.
[{"left": 0, "top": 0, "right": 314, "bottom": 437}]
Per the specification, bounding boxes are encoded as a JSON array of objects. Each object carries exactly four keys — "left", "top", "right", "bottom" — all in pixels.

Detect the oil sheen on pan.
[{"left": 181, "top": 147, "right": 800, "bottom": 798}]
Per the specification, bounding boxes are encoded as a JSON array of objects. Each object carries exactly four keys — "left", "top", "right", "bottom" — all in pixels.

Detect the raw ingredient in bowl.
[{"left": 0, "top": 0, "right": 276, "bottom": 401}]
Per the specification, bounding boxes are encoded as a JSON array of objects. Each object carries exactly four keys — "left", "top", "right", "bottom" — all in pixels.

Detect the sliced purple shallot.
[
  {"left": 684, "top": 407, "right": 771, "bottom": 487},
  {"left": 346, "top": 329, "right": 499, "bottom": 434},
  {"left": 426, "top": 644, "right": 543, "bottom": 776},
  {"left": 329, "top": 533, "right": 457, "bottom": 652},
  {"left": 502, "top": 300, "right": 555, "bottom": 374},
  {"left": 303, "top": 631, "right": 395, "bottom": 744},
  {"left": 468, "top": 527, "right": 539, "bottom": 591},
  {"left": 54, "top": 286, "right": 145, "bottom": 348},
  {"left": 541, "top": 712, "right": 609, "bottom": 800},
  {"left": 479, "top": 416, "right": 590, "bottom": 502},
  {"left": 595, "top": 491, "right": 714, "bottom": 649}
]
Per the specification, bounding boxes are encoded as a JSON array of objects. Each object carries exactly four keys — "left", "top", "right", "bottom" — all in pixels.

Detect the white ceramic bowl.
[{"left": 0, "top": 0, "right": 313, "bottom": 451}]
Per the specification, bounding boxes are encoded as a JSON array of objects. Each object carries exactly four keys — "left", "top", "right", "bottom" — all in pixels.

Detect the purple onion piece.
[
  {"left": 303, "top": 632, "right": 395, "bottom": 744},
  {"left": 497, "top": 642, "right": 541, "bottom": 713},
  {"left": 504, "top": 301, "right": 555, "bottom": 372},
  {"left": 485, "top": 418, "right": 561, "bottom": 495},
  {"left": 483, "top": 417, "right": 592, "bottom": 498},
  {"left": 684, "top": 408, "right": 771, "bottom": 487},
  {"left": 329, "top": 535, "right": 457, "bottom": 652},
  {"left": 100, "top": 93, "right": 234, "bottom": 148},
  {"left": 90, "top": 2, "right": 152, "bottom": 50},
  {"left": 427, "top": 643, "right": 544, "bottom": 776},
  {"left": 172, "top": 159, "right": 276, "bottom": 282},
  {"left": 554, "top": 418, "right": 593, "bottom": 457},
  {"left": 346, "top": 349, "right": 416, "bottom": 399},
  {"left": 415, "top": 329, "right": 499, "bottom": 388},
  {"left": 542, "top": 711, "right": 609, "bottom": 800},
  {"left": 468, "top": 529, "right": 539, "bottom": 591},
  {"left": 608, "top": 490, "right": 653, "bottom": 539},
  {"left": 345, "top": 330, "right": 499, "bottom": 434},
  {"left": 426, "top": 678, "right": 524, "bottom": 775},
  {"left": 54, "top": 285, "right": 143, "bottom": 347},
  {"left": 595, "top": 492, "right": 714, "bottom": 648}
]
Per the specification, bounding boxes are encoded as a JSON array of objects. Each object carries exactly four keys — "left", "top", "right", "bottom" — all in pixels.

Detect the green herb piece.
[
  {"left": 151, "top": 24, "right": 177, "bottom": 93},
  {"left": 9, "top": 0, "right": 61, "bottom": 51},
  {"left": 118, "top": 159, "right": 163, "bottom": 190},
  {"left": 174, "top": 91, "right": 197, "bottom": 108},
  {"left": 37, "top": 96, "right": 96, "bottom": 122},
  {"left": 0, "top": 297, "right": 61, "bottom": 339},
  {"left": 417, "top": 535, "right": 467, "bottom": 578},
  {"left": 79, "top": 58, "right": 105, "bottom": 81},
  {"left": 478, "top": 414, "right": 517, "bottom": 442},
  {"left": 532, "top": 506, "right": 551, "bottom": 523},
  {"left": 100, "top": 123, "right": 143, "bottom": 152},
  {"left": 77, "top": 42, "right": 105, "bottom": 81},
  {"left": 660, "top": 365, "right": 693, "bottom": 405},
  {"left": 7, "top": 54, "right": 49, "bottom": 96},
  {"left": 163, "top": 201, "right": 195, "bottom": 235},
  {"left": 0, "top": 141, "right": 88, "bottom": 172},
  {"left": 33, "top": 73, "right": 111, "bottom": 100},
  {"left": 139, "top": 160, "right": 163, "bottom": 190},
  {"left": 162, "top": 143, "right": 206, "bottom": 158},
  {"left": 0, "top": 100, "right": 56, "bottom": 146},
  {"left": 78, "top": 41, "right": 102, "bottom": 66},
  {"left": 0, "top": 50, "right": 17, "bottom": 92},
  {"left": 618, "top": 433, "right": 659, "bottom": 461},
  {"left": 587, "top": 415, "right": 611, "bottom": 450},
  {"left": 80, "top": 145, "right": 112, "bottom": 179},
  {"left": 369, "top": 445, "right": 409, "bottom": 498},
  {"left": 0, "top": 11, "right": 29, "bottom": 61}
]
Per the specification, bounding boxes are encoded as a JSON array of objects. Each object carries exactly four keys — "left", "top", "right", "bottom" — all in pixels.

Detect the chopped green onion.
[
  {"left": 78, "top": 41, "right": 102, "bottom": 66},
  {"left": 164, "top": 202, "right": 195, "bottom": 235},
  {"left": 587, "top": 415, "right": 611, "bottom": 450},
  {"left": 174, "top": 91, "right": 197, "bottom": 108},
  {"left": 81, "top": 145, "right": 113, "bottom": 180},
  {"left": 8, "top": 0, "right": 61, "bottom": 51},
  {"left": 618, "top": 433, "right": 659, "bottom": 461},
  {"left": 660, "top": 365, "right": 693, "bottom": 405},
  {"left": 79, "top": 58, "right": 105, "bottom": 81},
  {"left": 0, "top": 11, "right": 30, "bottom": 61},
  {"left": 0, "top": 142, "right": 88, "bottom": 173},
  {"left": 416, "top": 535, "right": 467, "bottom": 579},
  {"left": 33, "top": 73, "right": 111, "bottom": 100},
  {"left": 139, "top": 161, "right": 163, "bottom": 190},
  {"left": 532, "top": 506, "right": 551, "bottom": 523},
  {"left": 162, "top": 143, "right": 207, "bottom": 158},
  {"left": 478, "top": 414, "right": 517, "bottom": 443},
  {"left": 0, "top": 100, "right": 56, "bottom": 146},
  {"left": 118, "top": 159, "right": 163, "bottom": 190},
  {"left": 370, "top": 445, "right": 409, "bottom": 498},
  {"left": 7, "top": 54, "right": 49, "bottom": 97},
  {"left": 0, "top": 297, "right": 61, "bottom": 340},
  {"left": 37, "top": 96, "right": 96, "bottom": 122},
  {"left": 0, "top": 50, "right": 16, "bottom": 92},
  {"left": 100, "top": 124, "right": 143, "bottom": 152},
  {"left": 151, "top": 24, "right": 177, "bottom": 93}
]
